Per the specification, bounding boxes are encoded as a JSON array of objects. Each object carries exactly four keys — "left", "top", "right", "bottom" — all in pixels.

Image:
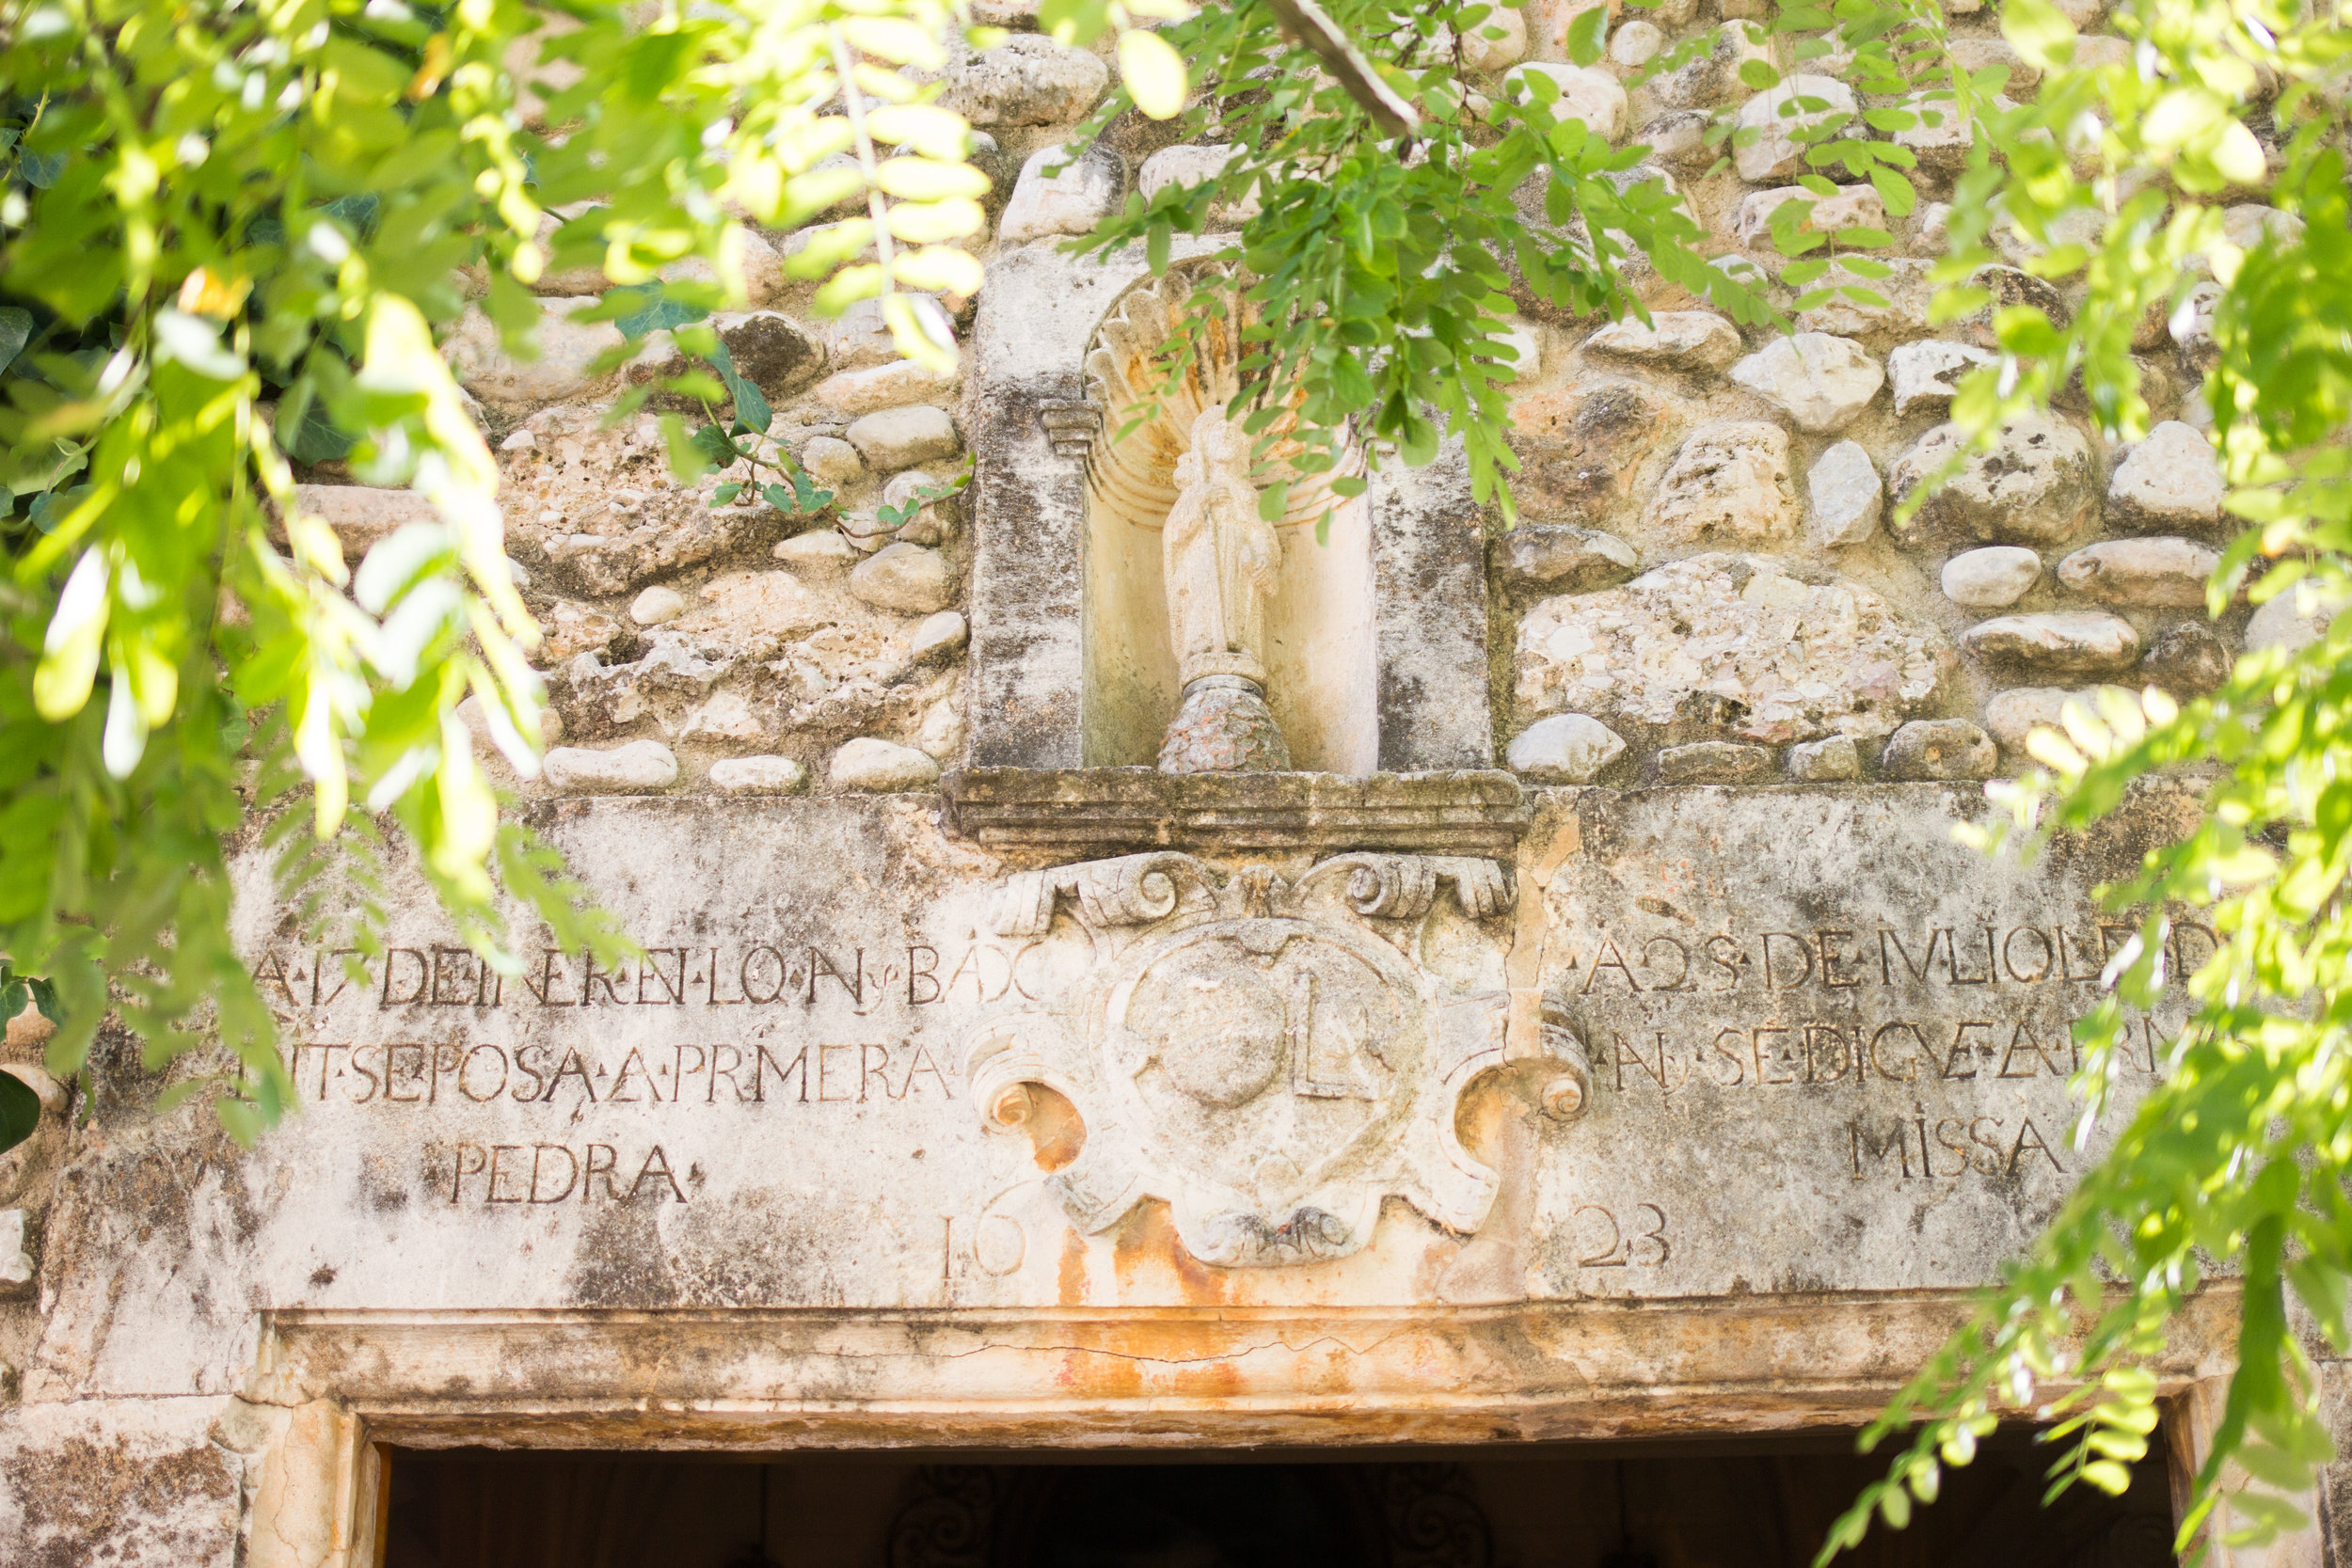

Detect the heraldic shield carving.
[{"left": 961, "top": 852, "right": 1590, "bottom": 1269}]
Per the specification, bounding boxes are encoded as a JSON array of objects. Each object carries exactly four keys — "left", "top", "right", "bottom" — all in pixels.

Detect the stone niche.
[
  {"left": 1077, "top": 266, "right": 1377, "bottom": 773},
  {"left": 964, "top": 239, "right": 1493, "bottom": 776}
]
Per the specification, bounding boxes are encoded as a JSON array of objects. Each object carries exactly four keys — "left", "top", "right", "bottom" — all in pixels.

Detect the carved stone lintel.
[{"left": 943, "top": 768, "right": 1534, "bottom": 855}]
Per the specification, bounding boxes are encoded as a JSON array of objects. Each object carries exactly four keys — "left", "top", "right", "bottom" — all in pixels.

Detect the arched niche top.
[{"left": 1081, "top": 262, "right": 1364, "bottom": 535}]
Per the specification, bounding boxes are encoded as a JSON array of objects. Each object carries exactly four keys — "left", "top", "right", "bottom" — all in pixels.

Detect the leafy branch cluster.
[
  {"left": 0, "top": 0, "right": 1180, "bottom": 1132},
  {"left": 1788, "top": 0, "right": 2352, "bottom": 1555},
  {"left": 1069, "top": 0, "right": 1776, "bottom": 526}
]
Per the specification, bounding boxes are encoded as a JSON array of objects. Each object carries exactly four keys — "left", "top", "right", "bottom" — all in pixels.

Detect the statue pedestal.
[{"left": 1158, "top": 675, "right": 1292, "bottom": 774}]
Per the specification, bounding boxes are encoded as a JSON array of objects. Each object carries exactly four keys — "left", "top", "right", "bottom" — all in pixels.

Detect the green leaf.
[
  {"left": 1566, "top": 6, "right": 1609, "bottom": 67},
  {"left": 0, "top": 1071, "right": 37, "bottom": 1156},
  {"left": 1118, "top": 27, "right": 1189, "bottom": 118},
  {"left": 609, "top": 285, "right": 710, "bottom": 341},
  {"left": 0, "top": 306, "right": 31, "bottom": 374},
  {"left": 2002, "top": 0, "right": 2077, "bottom": 68},
  {"left": 690, "top": 422, "right": 740, "bottom": 471},
  {"left": 709, "top": 482, "right": 744, "bottom": 506}
]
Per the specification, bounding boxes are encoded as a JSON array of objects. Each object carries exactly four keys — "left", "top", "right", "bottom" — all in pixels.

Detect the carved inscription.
[
  {"left": 444, "top": 1142, "right": 691, "bottom": 1205},
  {"left": 251, "top": 938, "right": 1056, "bottom": 1015},
  {"left": 1556, "top": 919, "right": 2217, "bottom": 998},
  {"left": 1569, "top": 1202, "right": 1670, "bottom": 1269},
  {"left": 283, "top": 1038, "right": 958, "bottom": 1108}
]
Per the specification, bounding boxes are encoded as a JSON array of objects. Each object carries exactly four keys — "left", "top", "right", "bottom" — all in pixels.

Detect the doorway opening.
[{"left": 381, "top": 1428, "right": 2178, "bottom": 1568}]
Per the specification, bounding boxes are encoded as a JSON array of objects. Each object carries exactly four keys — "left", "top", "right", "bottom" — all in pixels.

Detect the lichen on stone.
[{"left": 1513, "top": 552, "right": 1950, "bottom": 743}]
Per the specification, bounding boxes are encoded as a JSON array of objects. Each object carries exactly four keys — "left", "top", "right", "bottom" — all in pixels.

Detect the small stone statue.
[{"left": 1158, "top": 410, "right": 1292, "bottom": 772}]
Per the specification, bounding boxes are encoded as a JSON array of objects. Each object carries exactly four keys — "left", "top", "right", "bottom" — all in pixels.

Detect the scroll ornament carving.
[{"left": 966, "top": 852, "right": 1586, "bottom": 1268}]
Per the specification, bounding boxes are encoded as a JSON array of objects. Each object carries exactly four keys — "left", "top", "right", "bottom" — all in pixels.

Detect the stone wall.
[
  {"left": 262, "top": 1, "right": 2292, "bottom": 805},
  {"left": 0, "top": 7, "right": 2337, "bottom": 1565}
]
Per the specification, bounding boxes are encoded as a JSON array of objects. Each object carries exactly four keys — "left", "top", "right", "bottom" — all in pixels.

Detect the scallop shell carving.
[{"left": 1082, "top": 263, "right": 1362, "bottom": 532}]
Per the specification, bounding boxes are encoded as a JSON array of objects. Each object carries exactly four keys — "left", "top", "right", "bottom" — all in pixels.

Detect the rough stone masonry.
[{"left": 0, "top": 5, "right": 2337, "bottom": 1565}]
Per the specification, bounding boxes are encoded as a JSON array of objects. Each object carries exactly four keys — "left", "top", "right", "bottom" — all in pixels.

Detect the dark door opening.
[{"left": 381, "top": 1431, "right": 2178, "bottom": 1568}]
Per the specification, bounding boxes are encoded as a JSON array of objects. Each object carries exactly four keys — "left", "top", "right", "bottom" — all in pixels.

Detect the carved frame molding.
[{"left": 228, "top": 1291, "right": 2247, "bottom": 1567}]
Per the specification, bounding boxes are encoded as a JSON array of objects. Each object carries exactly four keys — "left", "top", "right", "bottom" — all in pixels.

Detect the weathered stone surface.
[
  {"left": 1982, "top": 686, "right": 2120, "bottom": 752},
  {"left": 811, "top": 358, "right": 961, "bottom": 417},
  {"left": 1136, "top": 143, "right": 1260, "bottom": 226},
  {"left": 1786, "top": 733, "right": 1858, "bottom": 780},
  {"left": 1729, "top": 333, "right": 1883, "bottom": 433},
  {"left": 829, "top": 736, "right": 941, "bottom": 791},
  {"left": 289, "top": 483, "right": 439, "bottom": 560},
  {"left": 1894, "top": 90, "right": 2015, "bottom": 173},
  {"left": 2171, "top": 279, "right": 2223, "bottom": 372},
  {"left": 2140, "top": 621, "right": 2232, "bottom": 694},
  {"left": 1650, "top": 421, "right": 1797, "bottom": 541},
  {"left": 0, "top": 1203, "right": 29, "bottom": 1284},
  {"left": 657, "top": 227, "right": 787, "bottom": 306},
  {"left": 1732, "top": 75, "right": 1858, "bottom": 182},
  {"left": 1506, "top": 713, "right": 1627, "bottom": 782},
  {"left": 445, "top": 296, "right": 627, "bottom": 406},
  {"left": 1582, "top": 310, "right": 1743, "bottom": 372},
  {"left": 2108, "top": 420, "right": 2224, "bottom": 532},
  {"left": 1948, "top": 37, "right": 2039, "bottom": 92},
  {"left": 628, "top": 584, "right": 686, "bottom": 626},
  {"left": 533, "top": 597, "right": 622, "bottom": 664},
  {"left": 774, "top": 530, "right": 858, "bottom": 572},
  {"left": 1645, "top": 22, "right": 1772, "bottom": 110},
  {"left": 1458, "top": 0, "right": 1530, "bottom": 67},
  {"left": 1496, "top": 523, "right": 1641, "bottom": 596},
  {"left": 2247, "top": 581, "right": 2345, "bottom": 655},
  {"left": 1157, "top": 676, "right": 1292, "bottom": 773},
  {"left": 1515, "top": 552, "right": 1948, "bottom": 741},
  {"left": 1941, "top": 546, "right": 2042, "bottom": 608},
  {"left": 1960, "top": 265, "right": 2072, "bottom": 350},
  {"left": 1806, "top": 439, "right": 1882, "bottom": 546},
  {"left": 846, "top": 404, "right": 961, "bottom": 471},
  {"left": 712, "top": 311, "right": 824, "bottom": 397},
  {"left": 1735, "top": 184, "right": 1885, "bottom": 254},
  {"left": 936, "top": 34, "right": 1108, "bottom": 125},
  {"left": 1610, "top": 18, "right": 1663, "bottom": 65},
  {"left": 1656, "top": 740, "right": 1775, "bottom": 784},
  {"left": 1887, "top": 339, "right": 1994, "bottom": 419},
  {"left": 801, "top": 435, "right": 866, "bottom": 484},
  {"left": 1507, "top": 376, "right": 1689, "bottom": 518},
  {"left": 2057, "top": 536, "right": 2220, "bottom": 607},
  {"left": 1792, "top": 258, "right": 1937, "bottom": 342},
  {"left": 998, "top": 143, "right": 1122, "bottom": 244},
  {"left": 1503, "top": 63, "right": 1629, "bottom": 140},
  {"left": 1881, "top": 718, "right": 1996, "bottom": 781},
  {"left": 910, "top": 610, "right": 969, "bottom": 663},
  {"left": 0, "top": 1398, "right": 243, "bottom": 1566},
  {"left": 1889, "top": 415, "right": 2097, "bottom": 546},
  {"left": 543, "top": 739, "right": 680, "bottom": 793},
  {"left": 673, "top": 569, "right": 833, "bottom": 644},
  {"left": 849, "top": 542, "right": 953, "bottom": 614},
  {"left": 1962, "top": 610, "right": 2142, "bottom": 676},
  {"left": 1638, "top": 108, "right": 1713, "bottom": 168},
  {"left": 707, "top": 755, "right": 808, "bottom": 795}
]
